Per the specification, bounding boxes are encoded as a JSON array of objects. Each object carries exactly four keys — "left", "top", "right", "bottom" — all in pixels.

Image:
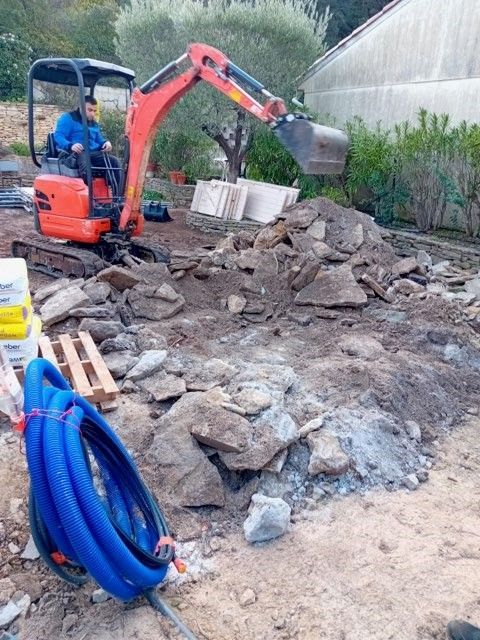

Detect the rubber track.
[{"left": 12, "top": 236, "right": 105, "bottom": 279}]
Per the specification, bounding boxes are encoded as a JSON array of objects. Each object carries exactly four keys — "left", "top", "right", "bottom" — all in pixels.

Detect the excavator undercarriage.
[{"left": 12, "top": 235, "right": 170, "bottom": 279}]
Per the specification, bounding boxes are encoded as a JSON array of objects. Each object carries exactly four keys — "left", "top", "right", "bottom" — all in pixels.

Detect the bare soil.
[{"left": 1, "top": 207, "right": 480, "bottom": 640}]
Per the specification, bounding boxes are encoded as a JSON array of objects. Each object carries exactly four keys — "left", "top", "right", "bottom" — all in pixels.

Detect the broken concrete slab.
[
  {"left": 136, "top": 327, "right": 168, "bottom": 352},
  {"left": 284, "top": 205, "right": 318, "bottom": 230},
  {"left": 166, "top": 355, "right": 237, "bottom": 392},
  {"left": 243, "top": 494, "right": 291, "bottom": 543},
  {"left": 291, "top": 262, "right": 320, "bottom": 291},
  {"left": 253, "top": 253, "right": 279, "bottom": 281},
  {"left": 78, "top": 319, "right": 126, "bottom": 343},
  {"left": 168, "top": 391, "right": 254, "bottom": 453},
  {"left": 99, "top": 333, "right": 137, "bottom": 353},
  {"left": 40, "top": 286, "right": 90, "bottom": 327},
  {"left": 295, "top": 265, "right": 368, "bottom": 308},
  {"left": 392, "top": 256, "right": 418, "bottom": 276},
  {"left": 97, "top": 266, "right": 142, "bottom": 291},
  {"left": 306, "top": 219, "right": 326, "bottom": 242},
  {"left": 125, "top": 349, "right": 168, "bottom": 381},
  {"left": 128, "top": 286, "right": 185, "bottom": 320},
  {"left": 147, "top": 399, "right": 225, "bottom": 507},
  {"left": 306, "top": 431, "right": 350, "bottom": 476},
  {"left": 138, "top": 372, "right": 187, "bottom": 402},
  {"left": 234, "top": 249, "right": 263, "bottom": 271},
  {"left": 219, "top": 407, "right": 298, "bottom": 471},
  {"left": 103, "top": 351, "right": 139, "bottom": 379},
  {"left": 33, "top": 277, "right": 72, "bottom": 303},
  {"left": 83, "top": 281, "right": 111, "bottom": 304}
]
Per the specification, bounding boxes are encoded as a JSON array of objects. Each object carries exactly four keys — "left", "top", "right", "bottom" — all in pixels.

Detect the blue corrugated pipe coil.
[{"left": 23, "top": 357, "right": 173, "bottom": 600}]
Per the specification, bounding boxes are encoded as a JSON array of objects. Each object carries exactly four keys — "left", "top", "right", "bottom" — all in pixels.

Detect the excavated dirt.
[{"left": 1, "top": 206, "right": 480, "bottom": 639}]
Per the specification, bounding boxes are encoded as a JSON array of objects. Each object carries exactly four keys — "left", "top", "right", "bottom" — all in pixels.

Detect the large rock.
[
  {"left": 253, "top": 253, "right": 279, "bottom": 280},
  {"left": 295, "top": 265, "right": 368, "bottom": 308},
  {"left": 97, "top": 266, "right": 142, "bottom": 291},
  {"left": 83, "top": 281, "right": 111, "bottom": 304},
  {"left": 168, "top": 391, "right": 254, "bottom": 452},
  {"left": 219, "top": 407, "right": 298, "bottom": 471},
  {"left": 139, "top": 372, "right": 187, "bottom": 401},
  {"left": 125, "top": 350, "right": 167, "bottom": 381},
  {"left": 128, "top": 286, "right": 185, "bottom": 320},
  {"left": 103, "top": 351, "right": 139, "bottom": 379},
  {"left": 33, "top": 278, "right": 71, "bottom": 303},
  {"left": 233, "top": 389, "right": 272, "bottom": 415},
  {"left": 234, "top": 249, "right": 263, "bottom": 271},
  {"left": 291, "top": 262, "right": 320, "bottom": 291},
  {"left": 0, "top": 601, "right": 21, "bottom": 628},
  {"left": 306, "top": 219, "right": 326, "bottom": 242},
  {"left": 166, "top": 356, "right": 236, "bottom": 391},
  {"left": 306, "top": 431, "right": 349, "bottom": 476},
  {"left": 78, "top": 319, "right": 125, "bottom": 342},
  {"left": 243, "top": 494, "right": 291, "bottom": 543},
  {"left": 99, "top": 333, "right": 137, "bottom": 353},
  {"left": 253, "top": 222, "right": 287, "bottom": 250},
  {"left": 136, "top": 327, "right": 168, "bottom": 352},
  {"left": 40, "top": 286, "right": 90, "bottom": 326},
  {"left": 147, "top": 398, "right": 225, "bottom": 507},
  {"left": 392, "top": 256, "right": 418, "bottom": 276},
  {"left": 284, "top": 205, "right": 318, "bottom": 230}
]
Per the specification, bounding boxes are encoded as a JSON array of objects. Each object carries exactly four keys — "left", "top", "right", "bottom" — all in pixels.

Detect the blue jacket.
[{"left": 54, "top": 109, "right": 106, "bottom": 153}]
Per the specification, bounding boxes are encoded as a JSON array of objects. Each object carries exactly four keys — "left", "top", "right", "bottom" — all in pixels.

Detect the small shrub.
[
  {"left": 142, "top": 188, "right": 165, "bottom": 200},
  {"left": 9, "top": 141, "right": 30, "bottom": 156}
]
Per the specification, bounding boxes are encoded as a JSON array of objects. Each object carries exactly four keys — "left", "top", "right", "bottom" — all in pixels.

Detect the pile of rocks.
[{"left": 171, "top": 198, "right": 438, "bottom": 319}]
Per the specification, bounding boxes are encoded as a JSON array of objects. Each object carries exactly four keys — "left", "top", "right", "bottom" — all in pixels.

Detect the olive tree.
[{"left": 116, "top": 0, "right": 329, "bottom": 182}]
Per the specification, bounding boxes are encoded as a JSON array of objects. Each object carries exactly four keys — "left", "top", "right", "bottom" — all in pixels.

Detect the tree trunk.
[{"left": 206, "top": 108, "right": 248, "bottom": 184}]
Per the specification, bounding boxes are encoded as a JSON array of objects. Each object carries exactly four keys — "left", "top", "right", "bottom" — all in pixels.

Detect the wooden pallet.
[{"left": 36, "top": 331, "right": 119, "bottom": 411}]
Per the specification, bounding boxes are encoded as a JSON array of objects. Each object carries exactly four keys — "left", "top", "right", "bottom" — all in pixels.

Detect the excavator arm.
[{"left": 120, "top": 43, "right": 348, "bottom": 234}]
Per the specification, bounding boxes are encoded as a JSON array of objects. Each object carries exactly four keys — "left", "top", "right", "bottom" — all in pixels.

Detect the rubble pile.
[{"left": 27, "top": 196, "right": 480, "bottom": 545}]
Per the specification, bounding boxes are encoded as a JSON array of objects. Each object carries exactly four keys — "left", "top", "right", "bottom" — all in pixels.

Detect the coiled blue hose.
[{"left": 23, "top": 358, "right": 173, "bottom": 600}]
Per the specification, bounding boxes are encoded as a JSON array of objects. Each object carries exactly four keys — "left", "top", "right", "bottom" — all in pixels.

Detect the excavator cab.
[{"left": 27, "top": 58, "right": 135, "bottom": 245}]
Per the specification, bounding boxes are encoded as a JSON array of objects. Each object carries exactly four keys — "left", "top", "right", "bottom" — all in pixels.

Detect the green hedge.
[{"left": 246, "top": 109, "right": 480, "bottom": 237}]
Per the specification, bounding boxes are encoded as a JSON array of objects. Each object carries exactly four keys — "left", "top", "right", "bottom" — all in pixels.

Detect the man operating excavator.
[{"left": 54, "top": 95, "right": 122, "bottom": 195}]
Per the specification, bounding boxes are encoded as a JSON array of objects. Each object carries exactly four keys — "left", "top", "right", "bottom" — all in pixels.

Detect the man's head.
[{"left": 84, "top": 96, "right": 97, "bottom": 121}]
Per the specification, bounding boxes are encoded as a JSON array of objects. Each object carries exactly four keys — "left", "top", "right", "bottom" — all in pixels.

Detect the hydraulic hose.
[{"left": 23, "top": 358, "right": 174, "bottom": 599}]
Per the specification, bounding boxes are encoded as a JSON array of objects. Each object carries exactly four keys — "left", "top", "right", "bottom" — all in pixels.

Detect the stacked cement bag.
[{"left": 0, "top": 258, "right": 41, "bottom": 367}]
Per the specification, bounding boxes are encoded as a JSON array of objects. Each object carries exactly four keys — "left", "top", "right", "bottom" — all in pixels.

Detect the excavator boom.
[{"left": 119, "top": 43, "right": 349, "bottom": 232}]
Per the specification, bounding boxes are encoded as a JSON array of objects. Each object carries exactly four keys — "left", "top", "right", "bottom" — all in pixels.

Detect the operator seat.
[{"left": 40, "top": 132, "right": 80, "bottom": 178}]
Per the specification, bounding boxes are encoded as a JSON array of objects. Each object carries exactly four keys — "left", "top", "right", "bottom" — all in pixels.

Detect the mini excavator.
[{"left": 13, "top": 43, "right": 349, "bottom": 278}]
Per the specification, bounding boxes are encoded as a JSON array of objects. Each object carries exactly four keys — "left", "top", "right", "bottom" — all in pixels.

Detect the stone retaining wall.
[
  {"left": 186, "top": 211, "right": 263, "bottom": 235},
  {"left": 0, "top": 102, "right": 62, "bottom": 147},
  {"left": 382, "top": 228, "right": 480, "bottom": 270},
  {"left": 144, "top": 177, "right": 195, "bottom": 208}
]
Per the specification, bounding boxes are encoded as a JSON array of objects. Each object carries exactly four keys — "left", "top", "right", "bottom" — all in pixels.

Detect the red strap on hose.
[{"left": 51, "top": 551, "right": 68, "bottom": 565}]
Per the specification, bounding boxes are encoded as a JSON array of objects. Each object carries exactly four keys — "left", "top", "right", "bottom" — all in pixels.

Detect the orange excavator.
[{"left": 13, "top": 43, "right": 348, "bottom": 278}]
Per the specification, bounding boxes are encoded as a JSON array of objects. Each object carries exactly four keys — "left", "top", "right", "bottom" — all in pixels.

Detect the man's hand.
[
  {"left": 101, "top": 141, "right": 112, "bottom": 153},
  {"left": 71, "top": 143, "right": 84, "bottom": 154}
]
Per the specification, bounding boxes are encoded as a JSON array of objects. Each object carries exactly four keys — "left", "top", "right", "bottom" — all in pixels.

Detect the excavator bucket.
[{"left": 273, "top": 115, "right": 349, "bottom": 175}]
